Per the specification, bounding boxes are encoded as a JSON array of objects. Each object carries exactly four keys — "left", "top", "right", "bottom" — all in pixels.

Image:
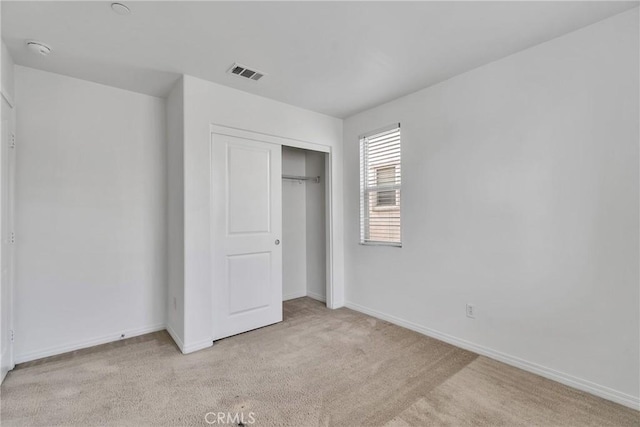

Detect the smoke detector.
[
  {"left": 26, "top": 41, "right": 51, "bottom": 56},
  {"left": 227, "top": 63, "right": 266, "bottom": 81}
]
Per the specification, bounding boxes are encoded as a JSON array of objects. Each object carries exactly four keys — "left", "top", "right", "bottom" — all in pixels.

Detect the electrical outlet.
[{"left": 466, "top": 304, "right": 475, "bottom": 318}]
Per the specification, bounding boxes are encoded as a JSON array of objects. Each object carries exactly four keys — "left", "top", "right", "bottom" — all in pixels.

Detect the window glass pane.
[{"left": 359, "top": 125, "right": 401, "bottom": 246}]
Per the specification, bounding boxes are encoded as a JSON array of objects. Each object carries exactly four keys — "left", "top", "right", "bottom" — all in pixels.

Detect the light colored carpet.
[{"left": 1, "top": 297, "right": 638, "bottom": 426}]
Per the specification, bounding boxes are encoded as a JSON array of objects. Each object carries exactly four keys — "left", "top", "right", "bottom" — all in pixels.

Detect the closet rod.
[{"left": 282, "top": 175, "right": 321, "bottom": 183}]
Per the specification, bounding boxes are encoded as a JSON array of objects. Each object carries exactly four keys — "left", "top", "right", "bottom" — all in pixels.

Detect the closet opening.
[{"left": 282, "top": 146, "right": 328, "bottom": 307}]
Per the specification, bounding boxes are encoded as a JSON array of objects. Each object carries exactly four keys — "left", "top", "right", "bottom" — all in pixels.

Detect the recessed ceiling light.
[
  {"left": 26, "top": 41, "right": 51, "bottom": 56},
  {"left": 110, "top": 3, "right": 131, "bottom": 15}
]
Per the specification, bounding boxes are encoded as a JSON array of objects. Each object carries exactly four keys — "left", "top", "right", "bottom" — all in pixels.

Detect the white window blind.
[{"left": 359, "top": 125, "right": 401, "bottom": 246}]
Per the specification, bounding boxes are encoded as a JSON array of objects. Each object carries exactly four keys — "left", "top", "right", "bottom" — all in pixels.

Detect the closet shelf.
[{"left": 282, "top": 175, "right": 321, "bottom": 183}]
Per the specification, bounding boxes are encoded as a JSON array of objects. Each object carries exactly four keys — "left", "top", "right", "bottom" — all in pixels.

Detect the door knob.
[{"left": 275, "top": 239, "right": 280, "bottom": 245}]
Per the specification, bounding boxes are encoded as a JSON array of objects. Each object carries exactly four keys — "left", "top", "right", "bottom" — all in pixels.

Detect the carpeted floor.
[{"left": 1, "top": 297, "right": 638, "bottom": 426}]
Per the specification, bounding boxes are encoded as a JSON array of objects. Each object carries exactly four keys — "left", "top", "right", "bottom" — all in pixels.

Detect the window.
[
  {"left": 375, "top": 166, "right": 398, "bottom": 206},
  {"left": 360, "top": 125, "right": 401, "bottom": 246}
]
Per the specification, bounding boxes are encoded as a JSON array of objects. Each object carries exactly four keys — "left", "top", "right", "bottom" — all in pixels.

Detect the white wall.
[
  {"left": 14, "top": 66, "right": 168, "bottom": 362},
  {"left": 282, "top": 147, "right": 307, "bottom": 301},
  {"left": 166, "top": 77, "right": 185, "bottom": 347},
  {"left": 305, "top": 151, "right": 326, "bottom": 301},
  {"left": 178, "top": 75, "right": 343, "bottom": 352},
  {"left": 343, "top": 9, "right": 639, "bottom": 408}
]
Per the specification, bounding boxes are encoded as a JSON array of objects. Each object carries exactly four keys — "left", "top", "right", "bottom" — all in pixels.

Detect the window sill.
[{"left": 359, "top": 241, "right": 402, "bottom": 248}]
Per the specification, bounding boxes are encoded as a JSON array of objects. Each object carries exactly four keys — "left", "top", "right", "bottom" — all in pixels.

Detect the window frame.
[{"left": 359, "top": 123, "right": 402, "bottom": 248}]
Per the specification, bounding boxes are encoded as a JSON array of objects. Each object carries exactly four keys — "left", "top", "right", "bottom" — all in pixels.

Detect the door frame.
[
  {"left": 209, "top": 123, "right": 336, "bottom": 312},
  {"left": 1, "top": 90, "right": 16, "bottom": 382}
]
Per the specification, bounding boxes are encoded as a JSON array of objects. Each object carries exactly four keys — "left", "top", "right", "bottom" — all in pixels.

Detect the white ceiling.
[{"left": 2, "top": 1, "right": 638, "bottom": 118}]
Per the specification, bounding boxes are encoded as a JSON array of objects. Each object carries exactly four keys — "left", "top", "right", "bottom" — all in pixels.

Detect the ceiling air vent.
[{"left": 227, "top": 63, "right": 265, "bottom": 81}]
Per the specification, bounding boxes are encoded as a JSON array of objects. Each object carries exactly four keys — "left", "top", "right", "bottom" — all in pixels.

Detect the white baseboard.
[
  {"left": 166, "top": 324, "right": 211, "bottom": 354},
  {"left": 283, "top": 290, "right": 307, "bottom": 301},
  {"left": 307, "top": 291, "right": 326, "bottom": 303},
  {"left": 284, "top": 291, "right": 327, "bottom": 303},
  {"left": 345, "top": 301, "right": 640, "bottom": 411},
  {"left": 182, "top": 338, "right": 213, "bottom": 354},
  {"left": 0, "top": 343, "right": 16, "bottom": 384},
  {"left": 0, "top": 368, "right": 7, "bottom": 383},
  {"left": 14, "top": 323, "right": 166, "bottom": 364},
  {"left": 166, "top": 324, "right": 184, "bottom": 352}
]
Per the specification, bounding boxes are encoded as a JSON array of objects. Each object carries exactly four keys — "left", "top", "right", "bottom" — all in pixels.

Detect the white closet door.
[{"left": 211, "top": 132, "right": 282, "bottom": 340}]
